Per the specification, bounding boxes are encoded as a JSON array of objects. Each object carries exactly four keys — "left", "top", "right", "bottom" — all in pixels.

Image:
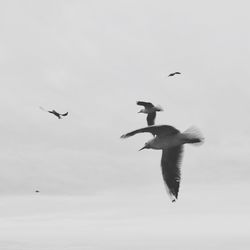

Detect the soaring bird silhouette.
[
  {"left": 168, "top": 72, "right": 181, "bottom": 77},
  {"left": 137, "top": 101, "right": 163, "bottom": 126},
  {"left": 40, "top": 107, "right": 68, "bottom": 119},
  {"left": 121, "top": 125, "right": 204, "bottom": 202}
]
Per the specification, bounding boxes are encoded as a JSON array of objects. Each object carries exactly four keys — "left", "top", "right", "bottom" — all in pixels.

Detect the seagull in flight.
[
  {"left": 121, "top": 125, "right": 204, "bottom": 202},
  {"left": 168, "top": 72, "right": 181, "bottom": 77},
  {"left": 137, "top": 101, "right": 163, "bottom": 126},
  {"left": 40, "top": 107, "right": 68, "bottom": 119}
]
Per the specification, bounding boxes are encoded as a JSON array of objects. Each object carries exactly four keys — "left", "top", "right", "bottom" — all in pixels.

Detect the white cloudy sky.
[{"left": 0, "top": 0, "right": 250, "bottom": 248}]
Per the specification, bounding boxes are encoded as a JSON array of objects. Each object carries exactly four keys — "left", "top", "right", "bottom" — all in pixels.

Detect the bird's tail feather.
[{"left": 182, "top": 126, "right": 204, "bottom": 145}]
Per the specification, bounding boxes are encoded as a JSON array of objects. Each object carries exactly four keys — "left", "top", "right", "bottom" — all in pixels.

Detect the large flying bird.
[{"left": 121, "top": 125, "right": 204, "bottom": 202}]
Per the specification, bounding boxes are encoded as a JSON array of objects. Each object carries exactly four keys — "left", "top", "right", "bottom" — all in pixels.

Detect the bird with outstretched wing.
[
  {"left": 168, "top": 72, "right": 181, "bottom": 77},
  {"left": 40, "top": 107, "right": 68, "bottom": 119},
  {"left": 136, "top": 101, "right": 163, "bottom": 126}
]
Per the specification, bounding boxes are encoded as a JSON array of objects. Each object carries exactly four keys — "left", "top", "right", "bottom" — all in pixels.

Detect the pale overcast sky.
[
  {"left": 1, "top": 1, "right": 250, "bottom": 249},
  {"left": 0, "top": 0, "right": 250, "bottom": 198}
]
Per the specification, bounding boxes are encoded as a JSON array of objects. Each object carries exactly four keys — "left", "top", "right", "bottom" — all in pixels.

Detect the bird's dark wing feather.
[
  {"left": 60, "top": 112, "right": 68, "bottom": 116},
  {"left": 48, "top": 110, "right": 61, "bottom": 119},
  {"left": 168, "top": 72, "right": 181, "bottom": 77},
  {"left": 161, "top": 146, "right": 183, "bottom": 201},
  {"left": 147, "top": 112, "right": 156, "bottom": 126},
  {"left": 136, "top": 101, "right": 154, "bottom": 108},
  {"left": 121, "top": 125, "right": 180, "bottom": 139},
  {"left": 48, "top": 110, "right": 58, "bottom": 115}
]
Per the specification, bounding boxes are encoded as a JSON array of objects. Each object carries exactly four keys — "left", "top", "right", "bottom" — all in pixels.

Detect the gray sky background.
[
  {"left": 1, "top": 1, "right": 250, "bottom": 249},
  {"left": 0, "top": 0, "right": 250, "bottom": 199}
]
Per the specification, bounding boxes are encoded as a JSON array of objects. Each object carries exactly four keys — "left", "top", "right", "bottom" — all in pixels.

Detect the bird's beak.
[
  {"left": 138, "top": 111, "right": 142, "bottom": 113},
  {"left": 139, "top": 145, "right": 147, "bottom": 151}
]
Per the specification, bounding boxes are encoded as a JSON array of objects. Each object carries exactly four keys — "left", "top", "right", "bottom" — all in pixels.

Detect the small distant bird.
[
  {"left": 137, "top": 101, "right": 163, "bottom": 126},
  {"left": 40, "top": 107, "right": 68, "bottom": 119},
  {"left": 48, "top": 110, "right": 68, "bottom": 119},
  {"left": 35, "top": 190, "right": 40, "bottom": 193},
  {"left": 121, "top": 125, "right": 204, "bottom": 202},
  {"left": 168, "top": 72, "right": 181, "bottom": 77}
]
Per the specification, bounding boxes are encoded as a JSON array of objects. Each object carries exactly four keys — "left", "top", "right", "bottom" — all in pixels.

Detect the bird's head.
[
  {"left": 139, "top": 142, "right": 151, "bottom": 151},
  {"left": 155, "top": 105, "right": 163, "bottom": 112},
  {"left": 138, "top": 109, "right": 146, "bottom": 114}
]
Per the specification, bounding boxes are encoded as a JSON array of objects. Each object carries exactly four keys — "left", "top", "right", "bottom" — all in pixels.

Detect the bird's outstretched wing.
[
  {"left": 161, "top": 146, "right": 183, "bottom": 202},
  {"left": 47, "top": 110, "right": 61, "bottom": 119},
  {"left": 136, "top": 101, "right": 154, "bottom": 108},
  {"left": 168, "top": 72, "right": 181, "bottom": 77},
  {"left": 121, "top": 125, "right": 180, "bottom": 138},
  {"left": 60, "top": 112, "right": 68, "bottom": 116},
  {"left": 39, "top": 106, "right": 48, "bottom": 112},
  {"left": 147, "top": 112, "right": 156, "bottom": 126}
]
